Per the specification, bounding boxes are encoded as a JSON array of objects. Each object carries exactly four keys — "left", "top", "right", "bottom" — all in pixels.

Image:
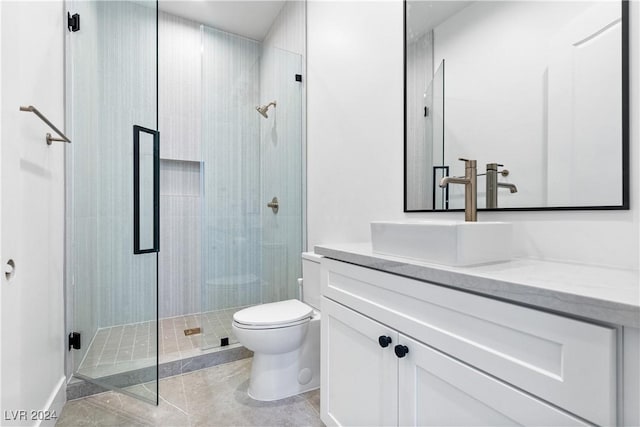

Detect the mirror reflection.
[{"left": 405, "top": 1, "right": 627, "bottom": 211}]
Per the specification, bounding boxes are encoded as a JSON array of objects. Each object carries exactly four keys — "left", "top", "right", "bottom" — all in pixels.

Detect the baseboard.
[{"left": 37, "top": 376, "right": 66, "bottom": 427}]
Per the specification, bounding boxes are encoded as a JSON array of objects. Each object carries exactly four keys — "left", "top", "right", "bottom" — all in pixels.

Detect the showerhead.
[
  {"left": 256, "top": 101, "right": 276, "bottom": 118},
  {"left": 256, "top": 105, "right": 269, "bottom": 118}
]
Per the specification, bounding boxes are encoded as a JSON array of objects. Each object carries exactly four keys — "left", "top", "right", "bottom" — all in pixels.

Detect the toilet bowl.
[{"left": 232, "top": 252, "right": 322, "bottom": 401}]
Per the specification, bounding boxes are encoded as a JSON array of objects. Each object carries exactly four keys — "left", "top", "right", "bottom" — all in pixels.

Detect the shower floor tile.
[{"left": 77, "top": 307, "right": 249, "bottom": 379}]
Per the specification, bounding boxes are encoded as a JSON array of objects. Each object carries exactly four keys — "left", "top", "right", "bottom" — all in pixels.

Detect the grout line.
[
  {"left": 178, "top": 367, "right": 192, "bottom": 420},
  {"left": 113, "top": 325, "right": 126, "bottom": 363},
  {"left": 96, "top": 327, "right": 114, "bottom": 368},
  {"left": 77, "top": 310, "right": 248, "bottom": 377}
]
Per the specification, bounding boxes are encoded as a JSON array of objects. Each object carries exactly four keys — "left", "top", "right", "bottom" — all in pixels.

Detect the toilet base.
[{"left": 247, "top": 317, "right": 320, "bottom": 401}]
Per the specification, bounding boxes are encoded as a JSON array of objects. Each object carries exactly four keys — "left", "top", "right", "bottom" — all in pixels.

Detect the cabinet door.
[
  {"left": 398, "top": 335, "right": 590, "bottom": 427},
  {"left": 321, "top": 297, "right": 398, "bottom": 427}
]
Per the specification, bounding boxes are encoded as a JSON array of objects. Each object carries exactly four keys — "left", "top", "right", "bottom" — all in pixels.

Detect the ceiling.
[
  {"left": 158, "top": 1, "right": 286, "bottom": 41},
  {"left": 407, "top": 1, "right": 473, "bottom": 40}
]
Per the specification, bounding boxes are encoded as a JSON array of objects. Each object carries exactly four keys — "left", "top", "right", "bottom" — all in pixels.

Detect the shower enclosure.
[{"left": 66, "top": 0, "right": 305, "bottom": 403}]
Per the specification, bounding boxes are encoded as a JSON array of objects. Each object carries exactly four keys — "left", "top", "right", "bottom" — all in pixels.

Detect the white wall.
[
  {"left": 307, "top": 0, "right": 639, "bottom": 271},
  {"left": 307, "top": 0, "right": 405, "bottom": 250},
  {"left": 0, "top": 0, "right": 4, "bottom": 411},
  {"left": 0, "top": 1, "right": 66, "bottom": 425}
]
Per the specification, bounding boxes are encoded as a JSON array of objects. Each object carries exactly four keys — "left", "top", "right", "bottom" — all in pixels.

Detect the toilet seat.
[
  {"left": 233, "top": 317, "right": 310, "bottom": 330},
  {"left": 233, "top": 299, "right": 313, "bottom": 330}
]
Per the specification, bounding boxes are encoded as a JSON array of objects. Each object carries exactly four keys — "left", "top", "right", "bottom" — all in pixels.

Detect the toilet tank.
[{"left": 301, "top": 252, "right": 323, "bottom": 310}]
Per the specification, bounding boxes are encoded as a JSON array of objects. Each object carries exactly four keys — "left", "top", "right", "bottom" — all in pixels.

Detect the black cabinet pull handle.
[
  {"left": 394, "top": 345, "right": 409, "bottom": 358},
  {"left": 378, "top": 335, "right": 392, "bottom": 348}
]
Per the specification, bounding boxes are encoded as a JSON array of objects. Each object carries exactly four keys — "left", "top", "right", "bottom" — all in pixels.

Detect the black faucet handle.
[{"left": 458, "top": 158, "right": 477, "bottom": 168}]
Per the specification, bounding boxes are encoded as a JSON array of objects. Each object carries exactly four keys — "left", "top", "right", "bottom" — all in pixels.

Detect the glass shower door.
[
  {"left": 259, "top": 47, "right": 304, "bottom": 306},
  {"left": 66, "top": 0, "right": 159, "bottom": 404},
  {"left": 431, "top": 59, "right": 446, "bottom": 209},
  {"left": 200, "top": 25, "right": 263, "bottom": 349},
  {"left": 200, "top": 29, "right": 304, "bottom": 350}
]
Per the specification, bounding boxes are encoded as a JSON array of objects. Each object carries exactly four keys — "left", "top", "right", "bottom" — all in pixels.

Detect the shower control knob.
[
  {"left": 394, "top": 345, "right": 409, "bottom": 358},
  {"left": 267, "top": 197, "right": 279, "bottom": 214},
  {"left": 378, "top": 336, "right": 392, "bottom": 348}
]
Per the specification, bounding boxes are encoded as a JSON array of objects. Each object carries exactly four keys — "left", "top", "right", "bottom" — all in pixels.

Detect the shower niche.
[{"left": 66, "top": 0, "right": 305, "bottom": 403}]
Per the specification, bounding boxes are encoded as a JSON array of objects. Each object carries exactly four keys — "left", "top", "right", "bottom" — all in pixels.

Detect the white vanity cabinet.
[
  {"left": 322, "top": 298, "right": 590, "bottom": 427},
  {"left": 320, "top": 258, "right": 619, "bottom": 427}
]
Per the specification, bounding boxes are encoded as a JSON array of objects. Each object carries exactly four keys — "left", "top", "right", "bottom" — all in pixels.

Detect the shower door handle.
[{"left": 133, "top": 125, "right": 160, "bottom": 254}]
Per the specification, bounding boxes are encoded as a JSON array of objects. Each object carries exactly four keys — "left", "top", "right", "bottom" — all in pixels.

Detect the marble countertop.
[{"left": 314, "top": 243, "right": 640, "bottom": 328}]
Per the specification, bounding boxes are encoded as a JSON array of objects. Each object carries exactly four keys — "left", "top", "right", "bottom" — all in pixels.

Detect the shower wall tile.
[
  {"left": 158, "top": 19, "right": 268, "bottom": 318},
  {"left": 261, "top": 244, "right": 289, "bottom": 303},
  {"left": 159, "top": 160, "right": 201, "bottom": 318},
  {"left": 70, "top": 1, "right": 158, "bottom": 332},
  {"left": 74, "top": 5, "right": 307, "bottom": 331},
  {"left": 95, "top": 0, "right": 158, "bottom": 327},
  {"left": 201, "top": 26, "right": 263, "bottom": 313},
  {"left": 160, "top": 159, "right": 201, "bottom": 196},
  {"left": 160, "top": 6, "right": 308, "bottom": 318},
  {"left": 159, "top": 12, "right": 202, "bottom": 161},
  {"left": 158, "top": 8, "right": 204, "bottom": 319}
]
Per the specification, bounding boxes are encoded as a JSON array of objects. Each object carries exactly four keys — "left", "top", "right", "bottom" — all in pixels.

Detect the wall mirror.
[{"left": 404, "top": 0, "right": 629, "bottom": 212}]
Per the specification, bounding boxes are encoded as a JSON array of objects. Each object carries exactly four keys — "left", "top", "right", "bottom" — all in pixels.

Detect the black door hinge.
[
  {"left": 295, "top": 74, "right": 302, "bottom": 82},
  {"left": 69, "top": 332, "right": 81, "bottom": 351},
  {"left": 68, "top": 12, "right": 80, "bottom": 32}
]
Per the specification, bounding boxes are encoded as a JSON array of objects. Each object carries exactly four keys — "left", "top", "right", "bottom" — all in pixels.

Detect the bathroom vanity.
[{"left": 316, "top": 244, "right": 639, "bottom": 427}]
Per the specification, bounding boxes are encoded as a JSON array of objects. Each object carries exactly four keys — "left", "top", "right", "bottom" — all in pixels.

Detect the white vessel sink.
[{"left": 371, "top": 220, "right": 513, "bottom": 267}]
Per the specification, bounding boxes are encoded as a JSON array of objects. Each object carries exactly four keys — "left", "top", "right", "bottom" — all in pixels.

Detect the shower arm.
[{"left": 19, "top": 105, "right": 72, "bottom": 145}]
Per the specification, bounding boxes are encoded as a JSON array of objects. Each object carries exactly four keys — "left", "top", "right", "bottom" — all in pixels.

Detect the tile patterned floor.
[
  {"left": 78, "top": 308, "right": 247, "bottom": 379},
  {"left": 57, "top": 358, "right": 323, "bottom": 427}
]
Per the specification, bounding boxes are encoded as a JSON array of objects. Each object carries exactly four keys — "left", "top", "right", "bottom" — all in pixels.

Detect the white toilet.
[{"left": 232, "top": 252, "right": 322, "bottom": 401}]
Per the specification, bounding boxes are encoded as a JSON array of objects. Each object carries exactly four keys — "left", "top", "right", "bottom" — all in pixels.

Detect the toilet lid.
[{"left": 233, "top": 299, "right": 313, "bottom": 327}]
